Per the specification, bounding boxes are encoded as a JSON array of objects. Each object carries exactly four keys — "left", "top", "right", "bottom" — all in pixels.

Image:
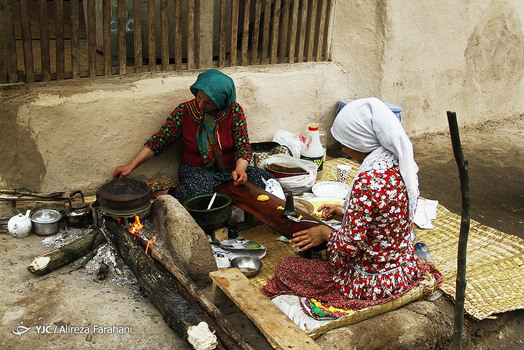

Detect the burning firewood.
[
  {"left": 103, "top": 219, "right": 220, "bottom": 350},
  {"left": 135, "top": 235, "right": 253, "bottom": 350},
  {"left": 27, "top": 228, "right": 105, "bottom": 275}
]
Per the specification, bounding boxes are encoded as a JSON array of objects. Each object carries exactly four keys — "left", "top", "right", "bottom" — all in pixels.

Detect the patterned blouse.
[
  {"left": 327, "top": 162, "right": 422, "bottom": 300},
  {"left": 145, "top": 99, "right": 252, "bottom": 169}
]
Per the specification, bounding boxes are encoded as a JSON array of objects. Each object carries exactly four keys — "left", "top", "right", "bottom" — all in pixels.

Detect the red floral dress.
[{"left": 262, "top": 161, "right": 440, "bottom": 314}]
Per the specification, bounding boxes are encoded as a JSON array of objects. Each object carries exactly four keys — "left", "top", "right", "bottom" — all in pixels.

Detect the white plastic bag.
[
  {"left": 272, "top": 130, "right": 305, "bottom": 158},
  {"left": 263, "top": 178, "right": 285, "bottom": 200},
  {"left": 260, "top": 154, "right": 317, "bottom": 194}
]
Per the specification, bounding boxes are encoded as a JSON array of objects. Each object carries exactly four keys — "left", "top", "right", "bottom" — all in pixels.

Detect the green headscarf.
[
  {"left": 190, "top": 70, "right": 237, "bottom": 173},
  {"left": 190, "top": 69, "right": 236, "bottom": 110}
]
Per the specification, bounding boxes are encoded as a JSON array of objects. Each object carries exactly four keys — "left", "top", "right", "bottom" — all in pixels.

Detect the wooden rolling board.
[
  {"left": 214, "top": 181, "right": 328, "bottom": 240},
  {"left": 209, "top": 268, "right": 321, "bottom": 350}
]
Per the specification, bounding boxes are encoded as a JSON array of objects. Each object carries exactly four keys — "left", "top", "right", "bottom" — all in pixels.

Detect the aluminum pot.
[{"left": 31, "top": 209, "right": 62, "bottom": 236}]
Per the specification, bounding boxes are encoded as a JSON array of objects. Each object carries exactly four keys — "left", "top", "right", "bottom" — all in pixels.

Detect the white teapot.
[{"left": 8, "top": 210, "right": 32, "bottom": 238}]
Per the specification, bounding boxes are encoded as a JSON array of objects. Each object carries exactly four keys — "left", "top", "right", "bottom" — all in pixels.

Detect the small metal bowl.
[{"left": 230, "top": 256, "right": 262, "bottom": 277}]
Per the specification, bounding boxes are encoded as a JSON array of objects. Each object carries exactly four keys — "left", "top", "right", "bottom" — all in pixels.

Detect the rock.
[{"left": 151, "top": 195, "right": 217, "bottom": 287}]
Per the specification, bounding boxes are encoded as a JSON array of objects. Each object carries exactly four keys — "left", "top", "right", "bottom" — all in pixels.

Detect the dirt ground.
[{"left": 0, "top": 115, "right": 522, "bottom": 349}]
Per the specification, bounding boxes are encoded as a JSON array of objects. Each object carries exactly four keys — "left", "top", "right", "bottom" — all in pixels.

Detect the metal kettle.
[{"left": 64, "top": 191, "right": 93, "bottom": 227}]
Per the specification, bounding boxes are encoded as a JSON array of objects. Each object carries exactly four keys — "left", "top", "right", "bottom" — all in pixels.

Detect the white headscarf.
[{"left": 331, "top": 97, "right": 419, "bottom": 220}]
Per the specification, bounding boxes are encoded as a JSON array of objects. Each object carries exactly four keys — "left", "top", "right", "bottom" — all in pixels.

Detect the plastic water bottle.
[
  {"left": 415, "top": 242, "right": 436, "bottom": 265},
  {"left": 301, "top": 124, "right": 325, "bottom": 180}
]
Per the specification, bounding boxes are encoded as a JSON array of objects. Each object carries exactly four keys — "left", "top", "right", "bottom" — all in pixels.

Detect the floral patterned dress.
[{"left": 262, "top": 153, "right": 441, "bottom": 314}]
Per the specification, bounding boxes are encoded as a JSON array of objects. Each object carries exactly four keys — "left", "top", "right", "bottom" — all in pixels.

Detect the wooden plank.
[
  {"left": 196, "top": 0, "right": 213, "bottom": 68},
  {"left": 279, "top": 0, "right": 290, "bottom": 63},
  {"left": 230, "top": 0, "right": 239, "bottom": 66},
  {"left": 322, "top": 0, "right": 333, "bottom": 60},
  {"left": 118, "top": 0, "right": 127, "bottom": 74},
  {"left": 269, "top": 0, "right": 280, "bottom": 64},
  {"left": 288, "top": 0, "right": 299, "bottom": 63},
  {"left": 306, "top": 0, "right": 317, "bottom": 62},
  {"left": 296, "top": 0, "right": 308, "bottom": 63},
  {"left": 0, "top": 0, "right": 8, "bottom": 83},
  {"left": 214, "top": 181, "right": 328, "bottom": 240},
  {"left": 240, "top": 0, "right": 250, "bottom": 66},
  {"left": 174, "top": 0, "right": 182, "bottom": 69},
  {"left": 70, "top": 0, "right": 80, "bottom": 78},
  {"left": 315, "top": 0, "right": 327, "bottom": 61},
  {"left": 147, "top": 0, "right": 156, "bottom": 71},
  {"left": 103, "top": 0, "right": 112, "bottom": 75},
  {"left": 87, "top": 0, "right": 97, "bottom": 77},
  {"left": 18, "top": 0, "right": 34, "bottom": 82},
  {"left": 133, "top": 0, "right": 143, "bottom": 72},
  {"left": 0, "top": 0, "right": 18, "bottom": 83},
  {"left": 186, "top": 0, "right": 195, "bottom": 69},
  {"left": 261, "top": 0, "right": 271, "bottom": 64},
  {"left": 38, "top": 0, "right": 51, "bottom": 81},
  {"left": 209, "top": 268, "right": 322, "bottom": 350},
  {"left": 160, "top": 0, "right": 169, "bottom": 70},
  {"left": 218, "top": 0, "right": 226, "bottom": 67},
  {"left": 250, "top": 0, "right": 262, "bottom": 64},
  {"left": 55, "top": 0, "right": 65, "bottom": 80}
]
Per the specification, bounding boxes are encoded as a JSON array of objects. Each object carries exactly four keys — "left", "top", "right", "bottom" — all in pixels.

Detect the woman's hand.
[
  {"left": 113, "top": 164, "right": 134, "bottom": 179},
  {"left": 318, "top": 204, "right": 344, "bottom": 221},
  {"left": 232, "top": 169, "right": 248, "bottom": 186},
  {"left": 232, "top": 158, "right": 249, "bottom": 186},
  {"left": 290, "top": 225, "right": 332, "bottom": 252},
  {"left": 112, "top": 146, "right": 155, "bottom": 179}
]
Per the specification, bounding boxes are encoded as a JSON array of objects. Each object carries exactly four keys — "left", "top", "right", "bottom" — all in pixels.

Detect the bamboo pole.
[{"left": 447, "top": 111, "right": 471, "bottom": 350}]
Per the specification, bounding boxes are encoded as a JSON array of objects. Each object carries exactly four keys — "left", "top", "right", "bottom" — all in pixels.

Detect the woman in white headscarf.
[{"left": 262, "top": 98, "right": 442, "bottom": 316}]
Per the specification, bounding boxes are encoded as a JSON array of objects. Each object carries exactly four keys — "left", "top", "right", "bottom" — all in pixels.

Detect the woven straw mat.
[
  {"left": 147, "top": 157, "right": 524, "bottom": 321},
  {"left": 323, "top": 157, "right": 524, "bottom": 320}
]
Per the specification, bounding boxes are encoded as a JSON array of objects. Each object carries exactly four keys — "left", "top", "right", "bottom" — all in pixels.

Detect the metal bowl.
[{"left": 230, "top": 256, "right": 262, "bottom": 277}]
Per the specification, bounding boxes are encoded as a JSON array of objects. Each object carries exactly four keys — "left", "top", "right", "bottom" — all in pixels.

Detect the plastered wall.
[{"left": 1, "top": 0, "right": 523, "bottom": 193}]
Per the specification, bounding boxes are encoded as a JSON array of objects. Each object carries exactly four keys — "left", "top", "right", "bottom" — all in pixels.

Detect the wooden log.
[
  {"left": 135, "top": 235, "right": 253, "bottom": 350},
  {"left": 0, "top": 189, "right": 67, "bottom": 200},
  {"left": 103, "top": 219, "right": 219, "bottom": 350},
  {"left": 27, "top": 228, "right": 105, "bottom": 275},
  {"left": 16, "top": 200, "right": 66, "bottom": 213}
]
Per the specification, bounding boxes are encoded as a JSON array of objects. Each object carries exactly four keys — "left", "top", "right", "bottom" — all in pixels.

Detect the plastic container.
[
  {"left": 300, "top": 124, "right": 325, "bottom": 180},
  {"left": 336, "top": 99, "right": 403, "bottom": 122},
  {"left": 415, "top": 242, "right": 436, "bottom": 265}
]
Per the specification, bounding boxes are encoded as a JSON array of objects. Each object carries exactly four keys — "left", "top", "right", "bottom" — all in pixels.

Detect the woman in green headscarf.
[{"left": 113, "top": 69, "right": 274, "bottom": 203}]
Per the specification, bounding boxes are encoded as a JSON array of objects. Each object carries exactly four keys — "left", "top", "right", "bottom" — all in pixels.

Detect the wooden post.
[
  {"left": 447, "top": 111, "right": 471, "bottom": 350},
  {"left": 196, "top": 0, "right": 214, "bottom": 69},
  {"left": 0, "top": 0, "right": 18, "bottom": 83}
]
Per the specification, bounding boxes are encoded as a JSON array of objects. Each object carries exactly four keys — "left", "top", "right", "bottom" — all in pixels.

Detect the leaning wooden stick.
[
  {"left": 447, "top": 111, "right": 471, "bottom": 350},
  {"left": 27, "top": 228, "right": 105, "bottom": 275}
]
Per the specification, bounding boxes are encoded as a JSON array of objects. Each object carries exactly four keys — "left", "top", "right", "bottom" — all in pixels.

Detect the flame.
[
  {"left": 129, "top": 215, "right": 143, "bottom": 240},
  {"left": 145, "top": 235, "right": 157, "bottom": 261}
]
